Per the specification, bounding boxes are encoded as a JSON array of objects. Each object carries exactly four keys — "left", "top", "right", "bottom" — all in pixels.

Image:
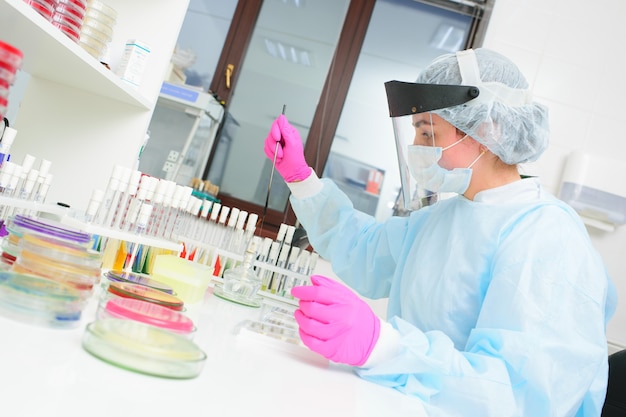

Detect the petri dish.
[
  {"left": 82, "top": 318, "right": 206, "bottom": 379},
  {"left": 81, "top": 15, "right": 114, "bottom": 40},
  {"left": 212, "top": 284, "right": 262, "bottom": 308},
  {"left": 0, "top": 271, "right": 83, "bottom": 328},
  {"left": 0, "top": 61, "right": 17, "bottom": 85},
  {"left": 106, "top": 281, "right": 184, "bottom": 311},
  {"left": 79, "top": 41, "right": 104, "bottom": 60},
  {"left": 0, "top": 40, "right": 23, "bottom": 68},
  {"left": 20, "top": 233, "right": 103, "bottom": 269},
  {"left": 54, "top": 1, "right": 86, "bottom": 22},
  {"left": 60, "top": 0, "right": 87, "bottom": 11},
  {"left": 78, "top": 33, "right": 107, "bottom": 57},
  {"left": 85, "top": 0, "right": 118, "bottom": 23},
  {"left": 80, "top": 21, "right": 112, "bottom": 43},
  {"left": 104, "top": 269, "right": 175, "bottom": 294},
  {"left": 98, "top": 297, "right": 195, "bottom": 337},
  {"left": 8, "top": 215, "right": 94, "bottom": 247},
  {"left": 23, "top": 0, "right": 54, "bottom": 21}
]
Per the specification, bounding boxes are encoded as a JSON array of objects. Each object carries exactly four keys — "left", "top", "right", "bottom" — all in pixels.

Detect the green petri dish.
[{"left": 82, "top": 318, "right": 206, "bottom": 379}]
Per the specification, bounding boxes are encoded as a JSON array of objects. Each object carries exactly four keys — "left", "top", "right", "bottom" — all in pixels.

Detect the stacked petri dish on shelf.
[
  {"left": 78, "top": 0, "right": 117, "bottom": 60},
  {"left": 51, "top": 0, "right": 87, "bottom": 43},
  {"left": 0, "top": 41, "right": 23, "bottom": 121},
  {"left": 22, "top": 0, "right": 57, "bottom": 22}
]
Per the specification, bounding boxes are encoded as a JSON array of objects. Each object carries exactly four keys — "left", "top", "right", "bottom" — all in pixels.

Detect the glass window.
[
  {"left": 174, "top": 0, "right": 239, "bottom": 90},
  {"left": 207, "top": 0, "right": 351, "bottom": 212},
  {"left": 324, "top": 0, "right": 474, "bottom": 222}
]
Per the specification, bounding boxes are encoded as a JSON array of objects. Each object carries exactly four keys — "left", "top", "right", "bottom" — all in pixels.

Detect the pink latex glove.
[
  {"left": 291, "top": 275, "right": 381, "bottom": 366},
  {"left": 264, "top": 114, "right": 312, "bottom": 183}
]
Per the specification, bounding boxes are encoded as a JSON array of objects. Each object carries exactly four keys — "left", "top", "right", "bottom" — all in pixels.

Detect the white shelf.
[{"left": 0, "top": 0, "right": 151, "bottom": 109}]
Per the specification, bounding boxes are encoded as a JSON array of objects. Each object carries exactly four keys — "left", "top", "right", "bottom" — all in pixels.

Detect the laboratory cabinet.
[{"left": 0, "top": 0, "right": 190, "bottom": 212}]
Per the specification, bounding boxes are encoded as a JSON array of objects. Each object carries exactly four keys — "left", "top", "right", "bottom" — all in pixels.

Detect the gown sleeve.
[{"left": 289, "top": 178, "right": 412, "bottom": 299}]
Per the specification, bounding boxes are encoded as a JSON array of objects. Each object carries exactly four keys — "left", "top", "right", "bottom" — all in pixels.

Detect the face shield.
[{"left": 384, "top": 80, "right": 479, "bottom": 212}]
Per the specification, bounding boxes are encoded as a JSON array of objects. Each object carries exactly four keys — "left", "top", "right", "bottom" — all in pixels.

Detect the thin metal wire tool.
[{"left": 259, "top": 104, "right": 286, "bottom": 236}]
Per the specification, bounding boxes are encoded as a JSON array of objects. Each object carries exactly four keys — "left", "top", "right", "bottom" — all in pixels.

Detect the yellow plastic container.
[{"left": 150, "top": 255, "right": 213, "bottom": 304}]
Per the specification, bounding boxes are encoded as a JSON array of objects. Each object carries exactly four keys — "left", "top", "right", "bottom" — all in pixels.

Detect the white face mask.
[{"left": 407, "top": 135, "right": 484, "bottom": 195}]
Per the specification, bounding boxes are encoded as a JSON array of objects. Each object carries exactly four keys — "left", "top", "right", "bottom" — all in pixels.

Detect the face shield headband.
[{"left": 384, "top": 81, "right": 480, "bottom": 212}]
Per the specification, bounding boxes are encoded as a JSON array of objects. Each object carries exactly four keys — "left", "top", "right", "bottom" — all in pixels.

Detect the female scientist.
[{"left": 263, "top": 48, "right": 617, "bottom": 417}]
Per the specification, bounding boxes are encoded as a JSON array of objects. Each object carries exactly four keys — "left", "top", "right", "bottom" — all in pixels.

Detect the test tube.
[
  {"left": 111, "top": 170, "right": 141, "bottom": 230},
  {"left": 194, "top": 199, "right": 212, "bottom": 241},
  {"left": 163, "top": 185, "right": 187, "bottom": 239},
  {"left": 9, "top": 154, "right": 35, "bottom": 205},
  {"left": 269, "top": 243, "right": 290, "bottom": 294},
  {"left": 242, "top": 213, "right": 258, "bottom": 253},
  {"left": 307, "top": 252, "right": 319, "bottom": 279},
  {"left": 148, "top": 179, "right": 173, "bottom": 236},
  {"left": 84, "top": 189, "right": 105, "bottom": 224},
  {"left": 95, "top": 164, "right": 124, "bottom": 226},
  {"left": 260, "top": 241, "right": 281, "bottom": 291},
  {"left": 255, "top": 237, "right": 273, "bottom": 273},
  {"left": 15, "top": 156, "right": 36, "bottom": 201},
  {"left": 277, "top": 246, "right": 301, "bottom": 297},
  {"left": 0, "top": 161, "right": 16, "bottom": 195},
  {"left": 199, "top": 202, "right": 222, "bottom": 266},
  {"left": 125, "top": 203, "right": 153, "bottom": 271},
  {"left": 121, "top": 175, "right": 156, "bottom": 232},
  {"left": 9, "top": 167, "right": 38, "bottom": 218},
  {"left": 104, "top": 166, "right": 131, "bottom": 228}
]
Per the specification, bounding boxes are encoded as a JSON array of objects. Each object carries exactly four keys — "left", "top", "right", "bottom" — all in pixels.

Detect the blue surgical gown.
[{"left": 289, "top": 175, "right": 617, "bottom": 417}]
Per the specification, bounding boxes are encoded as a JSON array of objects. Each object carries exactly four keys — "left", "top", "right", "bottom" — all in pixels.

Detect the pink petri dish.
[
  {"left": 0, "top": 61, "right": 18, "bottom": 85},
  {"left": 99, "top": 297, "right": 195, "bottom": 337},
  {"left": 54, "top": 0, "right": 85, "bottom": 22},
  {"left": 0, "top": 41, "right": 23, "bottom": 69},
  {"left": 23, "top": 0, "right": 55, "bottom": 21},
  {"left": 0, "top": 79, "right": 9, "bottom": 96},
  {"left": 53, "top": 22, "right": 81, "bottom": 43}
]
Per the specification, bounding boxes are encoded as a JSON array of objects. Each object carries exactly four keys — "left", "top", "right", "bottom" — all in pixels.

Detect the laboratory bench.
[{"left": 0, "top": 284, "right": 428, "bottom": 417}]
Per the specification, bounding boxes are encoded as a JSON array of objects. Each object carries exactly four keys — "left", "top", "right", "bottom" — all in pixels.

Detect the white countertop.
[{"left": 0, "top": 287, "right": 428, "bottom": 417}]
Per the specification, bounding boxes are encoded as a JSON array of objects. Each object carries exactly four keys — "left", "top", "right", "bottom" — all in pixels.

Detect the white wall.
[{"left": 480, "top": 0, "right": 626, "bottom": 349}]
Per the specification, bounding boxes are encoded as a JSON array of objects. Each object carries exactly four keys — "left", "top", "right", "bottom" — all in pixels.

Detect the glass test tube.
[
  {"left": 95, "top": 164, "right": 124, "bottom": 226},
  {"left": 125, "top": 203, "right": 153, "bottom": 272},
  {"left": 111, "top": 170, "right": 141, "bottom": 230},
  {"left": 277, "top": 247, "right": 301, "bottom": 297},
  {"left": 104, "top": 166, "right": 131, "bottom": 228},
  {"left": 260, "top": 241, "right": 281, "bottom": 291}
]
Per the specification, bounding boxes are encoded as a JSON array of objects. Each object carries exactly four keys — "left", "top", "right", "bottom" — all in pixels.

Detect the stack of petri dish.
[
  {"left": 51, "top": 0, "right": 87, "bottom": 43},
  {"left": 79, "top": 0, "right": 117, "bottom": 60},
  {"left": 0, "top": 40, "right": 23, "bottom": 121},
  {"left": 0, "top": 270, "right": 84, "bottom": 328},
  {"left": 6, "top": 215, "right": 102, "bottom": 302},
  {"left": 22, "top": 0, "right": 57, "bottom": 22},
  {"left": 98, "top": 270, "right": 195, "bottom": 338}
]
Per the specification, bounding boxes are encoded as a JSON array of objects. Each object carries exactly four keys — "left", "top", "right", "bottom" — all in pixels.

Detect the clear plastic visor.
[{"left": 391, "top": 113, "right": 438, "bottom": 212}]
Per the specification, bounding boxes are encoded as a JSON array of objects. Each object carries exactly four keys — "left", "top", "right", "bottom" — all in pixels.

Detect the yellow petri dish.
[{"left": 82, "top": 318, "right": 206, "bottom": 379}]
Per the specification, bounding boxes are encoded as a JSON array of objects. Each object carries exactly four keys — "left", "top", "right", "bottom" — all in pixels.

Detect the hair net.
[{"left": 415, "top": 48, "right": 549, "bottom": 165}]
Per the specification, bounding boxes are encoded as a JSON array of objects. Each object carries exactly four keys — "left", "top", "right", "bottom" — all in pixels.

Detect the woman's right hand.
[{"left": 263, "top": 114, "right": 312, "bottom": 182}]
